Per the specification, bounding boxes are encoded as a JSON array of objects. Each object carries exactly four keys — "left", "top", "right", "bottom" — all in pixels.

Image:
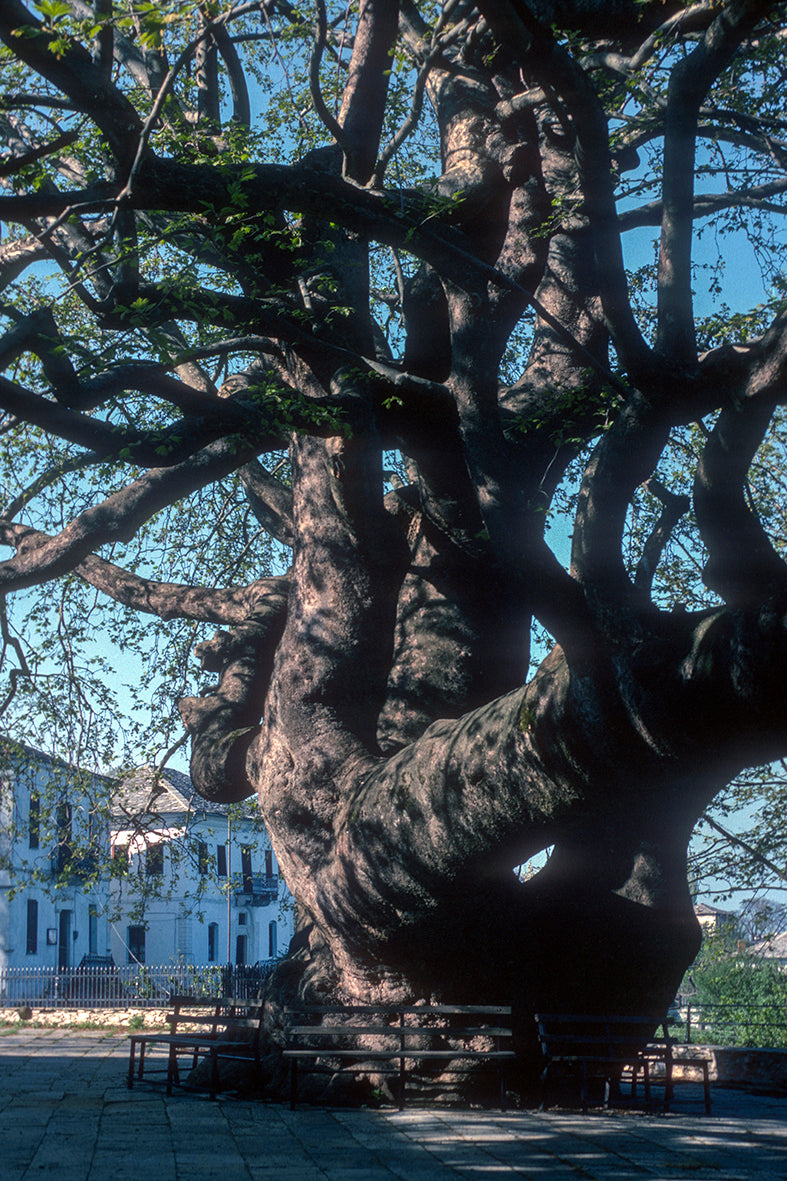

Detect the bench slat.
[
  {"left": 285, "top": 1024, "right": 513, "bottom": 1039},
  {"left": 283, "top": 1048, "right": 516, "bottom": 1059},
  {"left": 284, "top": 1003, "right": 514, "bottom": 1111},
  {"left": 286, "top": 1004, "right": 511, "bottom": 1017}
]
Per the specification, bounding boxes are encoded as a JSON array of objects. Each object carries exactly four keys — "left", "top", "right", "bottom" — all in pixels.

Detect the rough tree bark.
[{"left": 0, "top": 0, "right": 786, "bottom": 1099}]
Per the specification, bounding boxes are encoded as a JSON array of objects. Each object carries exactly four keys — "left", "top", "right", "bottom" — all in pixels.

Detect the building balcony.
[{"left": 232, "top": 873, "right": 279, "bottom": 906}]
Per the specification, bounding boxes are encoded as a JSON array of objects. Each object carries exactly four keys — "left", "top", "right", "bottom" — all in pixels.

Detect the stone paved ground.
[{"left": 1, "top": 1027, "right": 786, "bottom": 1180}]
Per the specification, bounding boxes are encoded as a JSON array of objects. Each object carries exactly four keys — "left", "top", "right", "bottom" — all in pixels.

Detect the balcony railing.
[{"left": 232, "top": 873, "right": 278, "bottom": 906}]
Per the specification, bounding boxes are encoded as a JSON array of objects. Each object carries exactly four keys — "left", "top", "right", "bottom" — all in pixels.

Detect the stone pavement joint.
[{"left": 1, "top": 1028, "right": 786, "bottom": 1180}]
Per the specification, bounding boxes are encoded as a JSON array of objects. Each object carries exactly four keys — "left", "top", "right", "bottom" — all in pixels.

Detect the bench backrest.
[
  {"left": 165, "top": 996, "right": 264, "bottom": 1037},
  {"left": 534, "top": 1014, "right": 670, "bottom": 1061},
  {"left": 284, "top": 1004, "right": 513, "bottom": 1046}
]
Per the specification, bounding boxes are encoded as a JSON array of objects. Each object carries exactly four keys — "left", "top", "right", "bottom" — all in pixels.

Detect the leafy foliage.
[{"left": 681, "top": 927, "right": 787, "bottom": 1048}]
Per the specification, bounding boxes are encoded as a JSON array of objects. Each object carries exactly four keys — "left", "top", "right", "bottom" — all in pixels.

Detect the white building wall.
[
  {"left": 109, "top": 809, "right": 293, "bottom": 968},
  {"left": 0, "top": 748, "right": 112, "bottom": 976},
  {"left": 1, "top": 751, "right": 292, "bottom": 980}
]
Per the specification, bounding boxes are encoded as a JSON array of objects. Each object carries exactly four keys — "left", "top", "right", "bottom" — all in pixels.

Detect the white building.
[
  {"left": 109, "top": 767, "right": 292, "bottom": 968},
  {"left": 695, "top": 902, "right": 737, "bottom": 934},
  {"left": 0, "top": 741, "right": 113, "bottom": 975}
]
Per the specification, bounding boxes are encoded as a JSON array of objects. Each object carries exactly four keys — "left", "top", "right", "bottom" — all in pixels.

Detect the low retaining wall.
[
  {"left": 0, "top": 1006, "right": 169, "bottom": 1029},
  {"left": 673, "top": 1044, "right": 787, "bottom": 1091}
]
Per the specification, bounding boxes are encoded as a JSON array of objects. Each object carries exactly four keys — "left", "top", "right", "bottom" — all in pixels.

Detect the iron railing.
[
  {"left": 670, "top": 1002, "right": 787, "bottom": 1049},
  {"left": 0, "top": 959, "right": 279, "bottom": 1008}
]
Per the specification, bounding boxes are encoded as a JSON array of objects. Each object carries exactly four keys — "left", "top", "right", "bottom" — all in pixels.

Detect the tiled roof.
[
  {"left": 752, "top": 930, "right": 787, "bottom": 958},
  {"left": 112, "top": 765, "right": 258, "bottom": 821}
]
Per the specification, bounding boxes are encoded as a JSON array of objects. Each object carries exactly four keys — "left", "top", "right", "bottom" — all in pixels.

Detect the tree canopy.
[{"left": 1, "top": 0, "right": 787, "bottom": 1089}]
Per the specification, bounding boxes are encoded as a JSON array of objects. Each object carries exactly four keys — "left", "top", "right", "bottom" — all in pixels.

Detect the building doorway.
[{"left": 58, "top": 909, "right": 72, "bottom": 970}]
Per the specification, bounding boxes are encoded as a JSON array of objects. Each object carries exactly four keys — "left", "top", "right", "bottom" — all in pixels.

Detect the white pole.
[{"left": 226, "top": 812, "right": 232, "bottom": 966}]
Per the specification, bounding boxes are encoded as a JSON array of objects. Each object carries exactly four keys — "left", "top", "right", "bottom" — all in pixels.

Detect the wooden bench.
[
  {"left": 127, "top": 995, "right": 265, "bottom": 1099},
  {"left": 283, "top": 1004, "right": 515, "bottom": 1110},
  {"left": 534, "top": 1013, "right": 711, "bottom": 1114}
]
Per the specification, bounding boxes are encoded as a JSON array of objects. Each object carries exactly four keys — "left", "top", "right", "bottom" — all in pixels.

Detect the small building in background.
[
  {"left": 695, "top": 902, "right": 737, "bottom": 935},
  {"left": 0, "top": 741, "right": 112, "bottom": 975},
  {"left": 110, "top": 766, "right": 292, "bottom": 968}
]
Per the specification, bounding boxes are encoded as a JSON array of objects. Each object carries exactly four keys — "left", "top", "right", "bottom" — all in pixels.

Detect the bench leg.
[
  {"left": 167, "top": 1044, "right": 179, "bottom": 1096},
  {"left": 398, "top": 1055, "right": 406, "bottom": 1111},
  {"left": 289, "top": 1059, "right": 298, "bottom": 1111},
  {"left": 127, "top": 1040, "right": 136, "bottom": 1089},
  {"left": 580, "top": 1061, "right": 589, "bottom": 1114},
  {"left": 209, "top": 1048, "right": 220, "bottom": 1100},
  {"left": 663, "top": 1057, "right": 673, "bottom": 1113},
  {"left": 702, "top": 1061, "right": 711, "bottom": 1115},
  {"left": 538, "top": 1064, "right": 550, "bottom": 1111}
]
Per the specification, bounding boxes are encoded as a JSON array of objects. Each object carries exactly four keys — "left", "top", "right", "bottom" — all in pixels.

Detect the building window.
[
  {"left": 127, "top": 925, "right": 145, "bottom": 964},
  {"left": 146, "top": 844, "right": 164, "bottom": 876},
  {"left": 238, "top": 911, "right": 247, "bottom": 926},
  {"left": 26, "top": 898, "right": 38, "bottom": 955},
  {"left": 208, "top": 923, "right": 218, "bottom": 963},
  {"left": 54, "top": 801, "right": 73, "bottom": 872},
  {"left": 88, "top": 905, "right": 98, "bottom": 955},
  {"left": 58, "top": 909, "right": 72, "bottom": 971},
  {"left": 235, "top": 934, "right": 246, "bottom": 965},
  {"left": 216, "top": 845, "right": 227, "bottom": 877},
  {"left": 175, "top": 917, "right": 192, "bottom": 960},
  {"left": 28, "top": 792, "right": 40, "bottom": 850},
  {"left": 197, "top": 841, "right": 209, "bottom": 876},
  {"left": 265, "top": 848, "right": 273, "bottom": 878},
  {"left": 241, "top": 846, "right": 253, "bottom": 891},
  {"left": 268, "top": 921, "right": 277, "bottom": 959}
]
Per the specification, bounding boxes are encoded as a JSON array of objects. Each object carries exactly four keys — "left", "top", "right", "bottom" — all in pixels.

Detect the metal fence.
[
  {"left": 671, "top": 1003, "right": 787, "bottom": 1049},
  {"left": 0, "top": 959, "right": 279, "bottom": 1008}
]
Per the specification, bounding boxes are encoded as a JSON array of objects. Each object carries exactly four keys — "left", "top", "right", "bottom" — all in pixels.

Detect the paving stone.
[{"left": 3, "top": 1028, "right": 787, "bottom": 1179}]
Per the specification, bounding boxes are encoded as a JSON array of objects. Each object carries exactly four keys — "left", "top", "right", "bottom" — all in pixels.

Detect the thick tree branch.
[
  {"left": 618, "top": 176, "right": 787, "bottom": 230},
  {"left": 238, "top": 459, "right": 294, "bottom": 547},
  {"left": 180, "top": 592, "right": 289, "bottom": 804},
  {"left": 0, "top": 372, "right": 278, "bottom": 467},
  {"left": 0, "top": 0, "right": 142, "bottom": 166},
  {"left": 196, "top": 8, "right": 221, "bottom": 132},
  {"left": 0, "top": 518, "right": 288, "bottom": 624},
  {"left": 694, "top": 398, "right": 787, "bottom": 607},
  {"left": 657, "top": 0, "right": 774, "bottom": 363},
  {"left": 212, "top": 16, "right": 251, "bottom": 128},
  {"left": 0, "top": 436, "right": 263, "bottom": 593},
  {"left": 0, "top": 234, "right": 48, "bottom": 289},
  {"left": 571, "top": 394, "right": 671, "bottom": 603},
  {"left": 634, "top": 478, "right": 691, "bottom": 596},
  {"left": 337, "top": 0, "right": 398, "bottom": 184},
  {"left": 479, "top": 1, "right": 655, "bottom": 389}
]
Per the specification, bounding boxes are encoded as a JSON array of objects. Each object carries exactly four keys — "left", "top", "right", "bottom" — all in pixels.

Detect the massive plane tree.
[{"left": 1, "top": 0, "right": 786, "bottom": 1085}]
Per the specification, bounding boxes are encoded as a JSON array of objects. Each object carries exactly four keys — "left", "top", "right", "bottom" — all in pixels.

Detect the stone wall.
[
  {"left": 0, "top": 1006, "right": 169, "bottom": 1028},
  {"left": 673, "top": 1043, "right": 787, "bottom": 1091}
]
